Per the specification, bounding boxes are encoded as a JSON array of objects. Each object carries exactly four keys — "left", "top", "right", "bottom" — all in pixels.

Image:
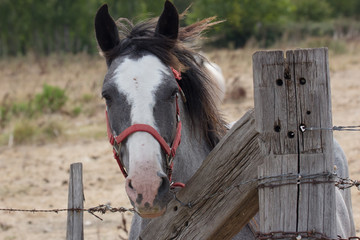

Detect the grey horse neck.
[{"left": 170, "top": 101, "right": 213, "bottom": 183}]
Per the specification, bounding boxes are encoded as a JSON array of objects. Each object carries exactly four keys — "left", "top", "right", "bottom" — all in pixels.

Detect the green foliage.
[
  {"left": 11, "top": 119, "right": 64, "bottom": 145},
  {"left": 42, "top": 121, "right": 63, "bottom": 139},
  {"left": 282, "top": 21, "right": 335, "bottom": 42},
  {"left": 187, "top": 0, "right": 360, "bottom": 47},
  {"left": 304, "top": 38, "right": 348, "bottom": 55},
  {"left": 326, "top": 0, "right": 360, "bottom": 19},
  {"left": 11, "top": 101, "right": 36, "bottom": 117},
  {"left": 188, "top": 0, "right": 294, "bottom": 47},
  {"left": 13, "top": 121, "right": 36, "bottom": 144},
  {"left": 0, "top": 0, "right": 359, "bottom": 55},
  {"left": 0, "top": 106, "right": 10, "bottom": 126},
  {"left": 81, "top": 93, "right": 94, "bottom": 102},
  {"left": 0, "top": 84, "right": 67, "bottom": 127},
  {"left": 71, "top": 106, "right": 82, "bottom": 117},
  {"left": 34, "top": 84, "right": 67, "bottom": 113},
  {"left": 0, "top": 0, "right": 98, "bottom": 55},
  {"left": 293, "top": 0, "right": 332, "bottom": 22}
]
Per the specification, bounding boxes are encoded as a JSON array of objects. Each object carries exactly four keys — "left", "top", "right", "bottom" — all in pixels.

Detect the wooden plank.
[
  {"left": 140, "top": 110, "right": 265, "bottom": 240},
  {"left": 289, "top": 48, "right": 336, "bottom": 237},
  {"left": 253, "top": 50, "right": 298, "bottom": 155},
  {"left": 253, "top": 50, "right": 298, "bottom": 234},
  {"left": 66, "top": 163, "right": 84, "bottom": 240}
]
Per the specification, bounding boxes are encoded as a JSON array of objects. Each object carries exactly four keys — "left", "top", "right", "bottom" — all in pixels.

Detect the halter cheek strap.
[{"left": 106, "top": 67, "right": 184, "bottom": 188}]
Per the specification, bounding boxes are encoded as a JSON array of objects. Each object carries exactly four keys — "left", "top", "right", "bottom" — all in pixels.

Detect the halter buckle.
[
  {"left": 179, "top": 88, "right": 187, "bottom": 103},
  {"left": 113, "top": 141, "right": 122, "bottom": 156},
  {"left": 166, "top": 154, "right": 174, "bottom": 167}
]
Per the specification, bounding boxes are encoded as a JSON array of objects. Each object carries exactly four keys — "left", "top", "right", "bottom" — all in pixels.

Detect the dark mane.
[{"left": 101, "top": 16, "right": 226, "bottom": 148}]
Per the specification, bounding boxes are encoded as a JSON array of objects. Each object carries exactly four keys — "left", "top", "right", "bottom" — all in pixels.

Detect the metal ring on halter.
[
  {"left": 113, "top": 141, "right": 122, "bottom": 155},
  {"left": 166, "top": 154, "right": 174, "bottom": 167},
  {"left": 179, "top": 88, "right": 186, "bottom": 103},
  {"left": 113, "top": 142, "right": 129, "bottom": 176}
]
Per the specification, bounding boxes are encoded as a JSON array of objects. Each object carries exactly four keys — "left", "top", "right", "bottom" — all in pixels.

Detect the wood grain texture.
[
  {"left": 140, "top": 110, "right": 265, "bottom": 240},
  {"left": 253, "top": 50, "right": 298, "bottom": 234},
  {"left": 66, "top": 163, "right": 84, "bottom": 240},
  {"left": 254, "top": 48, "right": 336, "bottom": 238},
  {"left": 289, "top": 48, "right": 335, "bottom": 237}
]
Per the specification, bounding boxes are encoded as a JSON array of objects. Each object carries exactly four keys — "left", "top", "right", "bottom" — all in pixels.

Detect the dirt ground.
[{"left": 0, "top": 48, "right": 359, "bottom": 239}]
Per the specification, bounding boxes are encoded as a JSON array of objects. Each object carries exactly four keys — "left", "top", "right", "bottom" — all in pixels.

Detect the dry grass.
[{"left": 0, "top": 53, "right": 108, "bottom": 146}]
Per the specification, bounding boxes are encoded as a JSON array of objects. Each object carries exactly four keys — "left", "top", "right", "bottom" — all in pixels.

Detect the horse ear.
[
  {"left": 155, "top": 0, "right": 179, "bottom": 40},
  {"left": 95, "top": 4, "right": 120, "bottom": 52}
]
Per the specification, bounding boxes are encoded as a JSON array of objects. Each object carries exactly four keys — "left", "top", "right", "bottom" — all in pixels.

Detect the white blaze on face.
[{"left": 112, "top": 55, "right": 168, "bottom": 195}]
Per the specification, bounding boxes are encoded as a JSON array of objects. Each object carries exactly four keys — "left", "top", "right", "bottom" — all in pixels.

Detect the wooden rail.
[{"left": 140, "top": 110, "right": 264, "bottom": 239}]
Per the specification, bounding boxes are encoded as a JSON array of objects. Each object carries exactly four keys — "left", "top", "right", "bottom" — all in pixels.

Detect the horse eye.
[
  {"left": 102, "top": 93, "right": 112, "bottom": 104},
  {"left": 171, "top": 88, "right": 179, "bottom": 98}
]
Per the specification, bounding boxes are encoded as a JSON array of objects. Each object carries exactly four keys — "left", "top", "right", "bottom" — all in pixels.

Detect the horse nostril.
[
  {"left": 128, "top": 180, "right": 134, "bottom": 190},
  {"left": 158, "top": 176, "right": 170, "bottom": 197}
]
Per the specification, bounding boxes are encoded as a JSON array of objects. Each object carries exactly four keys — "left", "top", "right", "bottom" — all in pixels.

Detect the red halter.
[{"left": 106, "top": 67, "right": 185, "bottom": 188}]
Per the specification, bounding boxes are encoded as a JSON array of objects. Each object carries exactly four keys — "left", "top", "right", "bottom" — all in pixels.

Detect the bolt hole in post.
[
  {"left": 274, "top": 125, "right": 281, "bottom": 132},
  {"left": 276, "top": 79, "right": 283, "bottom": 86},
  {"left": 173, "top": 206, "right": 178, "bottom": 212},
  {"left": 299, "top": 77, "right": 306, "bottom": 85},
  {"left": 288, "top": 131, "right": 295, "bottom": 138}
]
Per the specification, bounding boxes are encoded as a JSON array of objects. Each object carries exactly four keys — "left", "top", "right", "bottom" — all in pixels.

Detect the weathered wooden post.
[
  {"left": 253, "top": 48, "right": 336, "bottom": 238},
  {"left": 66, "top": 162, "right": 84, "bottom": 240}
]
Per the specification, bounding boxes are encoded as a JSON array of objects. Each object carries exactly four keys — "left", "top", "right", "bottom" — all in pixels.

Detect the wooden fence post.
[
  {"left": 253, "top": 48, "right": 336, "bottom": 238},
  {"left": 66, "top": 162, "right": 84, "bottom": 240}
]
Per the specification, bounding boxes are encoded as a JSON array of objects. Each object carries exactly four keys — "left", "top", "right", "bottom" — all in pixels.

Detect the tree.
[
  {"left": 187, "top": 0, "right": 294, "bottom": 47},
  {"left": 292, "top": 0, "right": 332, "bottom": 22},
  {"left": 326, "top": 0, "right": 360, "bottom": 19}
]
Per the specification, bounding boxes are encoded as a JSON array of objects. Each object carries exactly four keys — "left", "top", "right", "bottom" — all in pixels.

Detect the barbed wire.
[
  {"left": 256, "top": 231, "right": 360, "bottom": 240},
  {"left": 0, "top": 204, "right": 136, "bottom": 221},
  {"left": 185, "top": 173, "right": 360, "bottom": 208},
  {"left": 302, "top": 125, "right": 360, "bottom": 132},
  {"left": 257, "top": 172, "right": 336, "bottom": 189},
  {"left": 0, "top": 175, "right": 359, "bottom": 239},
  {"left": 0, "top": 174, "right": 358, "bottom": 218},
  {"left": 336, "top": 177, "right": 360, "bottom": 190}
]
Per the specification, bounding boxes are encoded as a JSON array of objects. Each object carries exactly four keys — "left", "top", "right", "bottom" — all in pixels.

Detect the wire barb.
[
  {"left": 0, "top": 204, "right": 135, "bottom": 219},
  {"left": 305, "top": 125, "right": 360, "bottom": 132},
  {"left": 256, "top": 231, "right": 360, "bottom": 240}
]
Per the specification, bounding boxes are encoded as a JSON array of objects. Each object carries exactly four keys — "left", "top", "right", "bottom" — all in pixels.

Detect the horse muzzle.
[
  {"left": 136, "top": 206, "right": 167, "bottom": 218},
  {"left": 125, "top": 172, "right": 170, "bottom": 218}
]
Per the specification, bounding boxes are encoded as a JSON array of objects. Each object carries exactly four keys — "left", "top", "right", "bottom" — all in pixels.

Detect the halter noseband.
[{"left": 105, "top": 67, "right": 185, "bottom": 188}]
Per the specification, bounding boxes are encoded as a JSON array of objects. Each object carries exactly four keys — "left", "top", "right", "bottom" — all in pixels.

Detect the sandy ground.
[{"left": 0, "top": 49, "right": 359, "bottom": 239}]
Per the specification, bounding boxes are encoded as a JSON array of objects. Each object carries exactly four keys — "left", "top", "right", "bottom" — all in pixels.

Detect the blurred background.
[
  {"left": 0, "top": 0, "right": 359, "bottom": 239},
  {"left": 1, "top": 0, "right": 360, "bottom": 55}
]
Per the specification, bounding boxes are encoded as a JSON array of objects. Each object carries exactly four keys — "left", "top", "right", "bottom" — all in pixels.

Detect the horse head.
[{"left": 95, "top": 1, "right": 182, "bottom": 218}]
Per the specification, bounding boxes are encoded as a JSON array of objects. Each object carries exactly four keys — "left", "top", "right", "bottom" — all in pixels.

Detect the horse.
[
  {"left": 94, "top": 1, "right": 355, "bottom": 239},
  {"left": 194, "top": 53, "right": 226, "bottom": 106}
]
